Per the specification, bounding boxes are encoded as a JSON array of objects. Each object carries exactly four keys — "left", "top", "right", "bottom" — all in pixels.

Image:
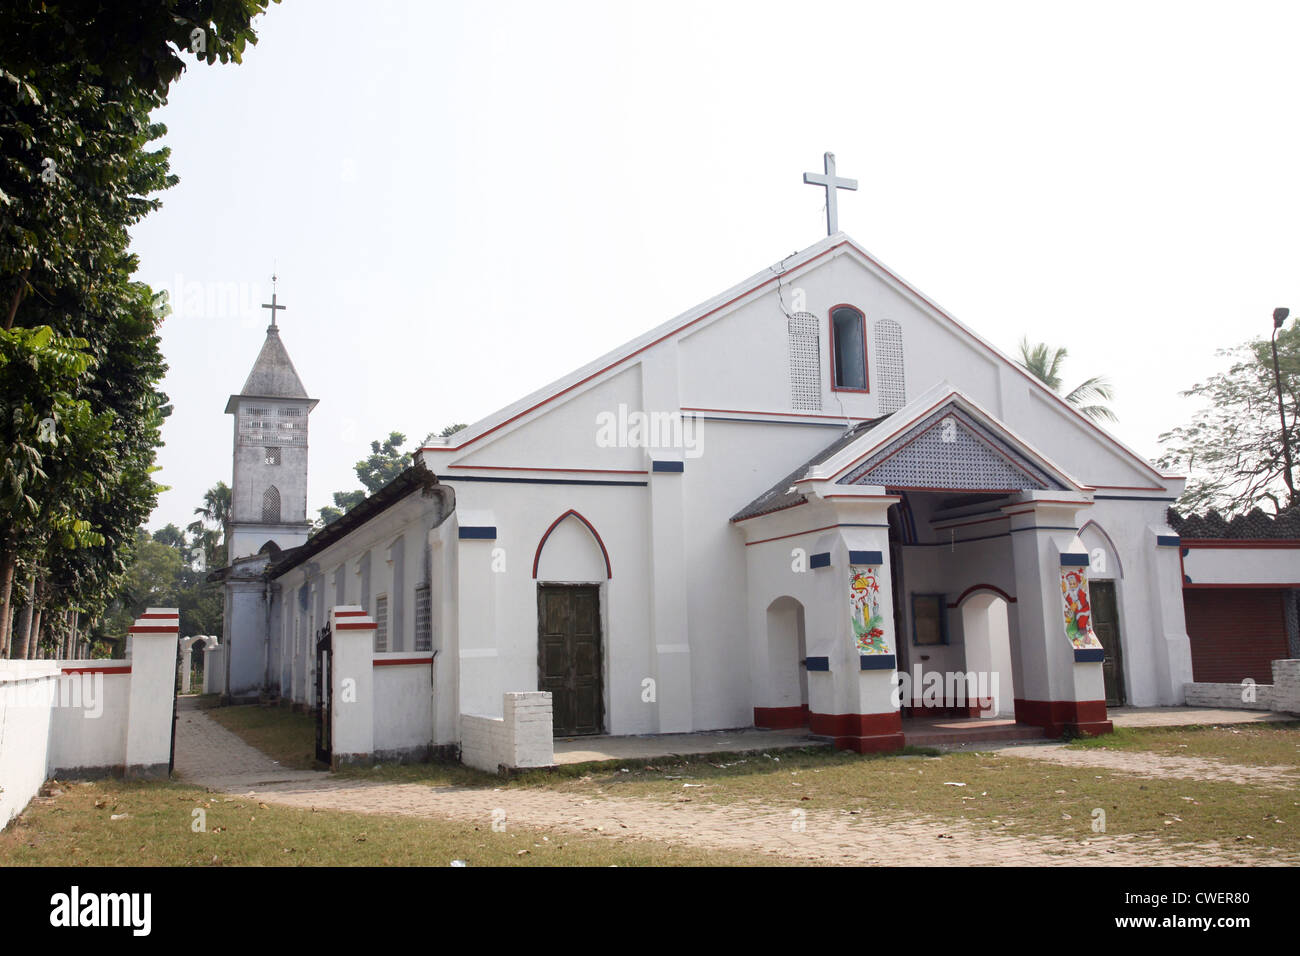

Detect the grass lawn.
[
  {"left": 205, "top": 704, "right": 319, "bottom": 770},
  {"left": 0, "top": 779, "right": 781, "bottom": 867},
  {"left": 1066, "top": 721, "right": 1300, "bottom": 768},
  {"left": 205, "top": 704, "right": 1300, "bottom": 860}
]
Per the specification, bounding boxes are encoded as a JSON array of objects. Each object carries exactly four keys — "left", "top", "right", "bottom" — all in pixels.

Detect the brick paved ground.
[{"left": 173, "top": 709, "right": 1298, "bottom": 866}]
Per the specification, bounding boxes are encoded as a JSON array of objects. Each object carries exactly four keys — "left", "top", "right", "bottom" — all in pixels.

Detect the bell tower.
[{"left": 224, "top": 278, "right": 317, "bottom": 562}]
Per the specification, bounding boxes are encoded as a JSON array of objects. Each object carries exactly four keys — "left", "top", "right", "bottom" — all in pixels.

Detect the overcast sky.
[{"left": 129, "top": 0, "right": 1300, "bottom": 533}]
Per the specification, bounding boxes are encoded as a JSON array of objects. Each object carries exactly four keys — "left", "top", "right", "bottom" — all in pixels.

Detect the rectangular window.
[
  {"left": 912, "top": 593, "right": 948, "bottom": 645},
  {"left": 414, "top": 583, "right": 432, "bottom": 652},
  {"left": 374, "top": 594, "right": 388, "bottom": 652},
  {"left": 831, "top": 306, "right": 868, "bottom": 391},
  {"left": 264, "top": 446, "right": 281, "bottom": 466}
]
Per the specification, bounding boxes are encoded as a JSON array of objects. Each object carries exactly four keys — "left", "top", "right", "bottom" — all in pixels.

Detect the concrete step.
[{"left": 904, "top": 723, "right": 1048, "bottom": 747}]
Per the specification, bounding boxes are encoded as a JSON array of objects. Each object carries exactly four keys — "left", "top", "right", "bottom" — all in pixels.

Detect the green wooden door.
[
  {"left": 1090, "top": 580, "right": 1126, "bottom": 707},
  {"left": 538, "top": 585, "right": 604, "bottom": 736}
]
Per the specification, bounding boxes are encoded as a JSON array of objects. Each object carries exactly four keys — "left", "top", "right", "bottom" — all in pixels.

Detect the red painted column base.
[
  {"left": 753, "top": 705, "right": 810, "bottom": 730},
  {"left": 809, "top": 711, "right": 905, "bottom": 754},
  {"left": 1014, "top": 699, "right": 1113, "bottom": 738}
]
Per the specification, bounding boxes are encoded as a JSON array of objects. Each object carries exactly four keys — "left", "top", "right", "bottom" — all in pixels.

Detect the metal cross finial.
[
  {"left": 803, "top": 152, "right": 858, "bottom": 236},
  {"left": 262, "top": 274, "right": 287, "bottom": 329}
]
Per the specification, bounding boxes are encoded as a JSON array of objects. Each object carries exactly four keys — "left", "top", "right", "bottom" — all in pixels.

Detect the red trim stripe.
[
  {"left": 337, "top": 622, "right": 377, "bottom": 630},
  {"left": 947, "top": 584, "right": 1017, "bottom": 608},
  {"left": 373, "top": 656, "right": 434, "bottom": 667},
  {"left": 532, "top": 509, "right": 613, "bottom": 579},
  {"left": 128, "top": 625, "right": 178, "bottom": 634},
  {"left": 61, "top": 665, "right": 131, "bottom": 675}
]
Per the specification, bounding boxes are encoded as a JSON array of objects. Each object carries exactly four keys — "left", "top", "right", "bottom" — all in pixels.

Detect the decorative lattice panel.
[
  {"left": 840, "top": 407, "right": 1062, "bottom": 490},
  {"left": 874, "top": 319, "right": 905, "bottom": 414},
  {"left": 240, "top": 404, "right": 307, "bottom": 446},
  {"left": 262, "top": 485, "right": 281, "bottom": 523},
  {"left": 414, "top": 583, "right": 432, "bottom": 651},
  {"left": 788, "top": 311, "right": 822, "bottom": 411}
]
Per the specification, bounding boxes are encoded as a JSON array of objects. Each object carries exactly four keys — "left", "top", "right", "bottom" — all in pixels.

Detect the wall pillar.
[
  {"left": 804, "top": 496, "right": 903, "bottom": 753},
  {"left": 1006, "top": 498, "right": 1112, "bottom": 737},
  {"left": 124, "top": 608, "right": 179, "bottom": 778},
  {"left": 329, "top": 606, "right": 375, "bottom": 767}
]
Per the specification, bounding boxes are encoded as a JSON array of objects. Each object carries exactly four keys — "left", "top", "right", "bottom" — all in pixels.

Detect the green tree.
[
  {"left": 1017, "top": 338, "right": 1117, "bottom": 423},
  {"left": 1159, "top": 324, "right": 1300, "bottom": 516},
  {"left": 314, "top": 432, "right": 415, "bottom": 531}
]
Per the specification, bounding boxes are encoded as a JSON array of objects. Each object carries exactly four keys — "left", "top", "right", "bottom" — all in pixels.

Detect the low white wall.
[
  {"left": 1183, "top": 682, "right": 1274, "bottom": 711},
  {"left": 0, "top": 662, "right": 58, "bottom": 830},
  {"left": 1272, "top": 659, "right": 1300, "bottom": 713},
  {"left": 373, "top": 654, "right": 435, "bottom": 759},
  {"left": 460, "top": 692, "right": 554, "bottom": 773},
  {"left": 1182, "top": 660, "right": 1300, "bottom": 714},
  {"left": 0, "top": 610, "right": 178, "bottom": 831}
]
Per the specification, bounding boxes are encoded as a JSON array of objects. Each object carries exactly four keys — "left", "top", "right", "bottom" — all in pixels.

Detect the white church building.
[{"left": 217, "top": 189, "right": 1195, "bottom": 757}]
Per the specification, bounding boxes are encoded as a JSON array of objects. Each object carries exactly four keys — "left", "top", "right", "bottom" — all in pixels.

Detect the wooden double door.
[
  {"left": 538, "top": 584, "right": 605, "bottom": 736},
  {"left": 1090, "top": 580, "right": 1126, "bottom": 707}
]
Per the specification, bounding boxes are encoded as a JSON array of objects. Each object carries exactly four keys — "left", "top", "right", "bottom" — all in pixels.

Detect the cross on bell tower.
[
  {"left": 803, "top": 152, "right": 858, "bottom": 236},
  {"left": 262, "top": 274, "right": 287, "bottom": 329}
]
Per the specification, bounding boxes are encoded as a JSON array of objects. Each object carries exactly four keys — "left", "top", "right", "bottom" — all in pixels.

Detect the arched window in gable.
[
  {"left": 830, "top": 305, "right": 868, "bottom": 391},
  {"left": 262, "top": 485, "right": 281, "bottom": 523}
]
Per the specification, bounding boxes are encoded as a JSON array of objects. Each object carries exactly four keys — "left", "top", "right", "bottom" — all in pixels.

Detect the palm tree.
[
  {"left": 1017, "top": 338, "right": 1117, "bottom": 423},
  {"left": 187, "top": 481, "right": 231, "bottom": 569}
]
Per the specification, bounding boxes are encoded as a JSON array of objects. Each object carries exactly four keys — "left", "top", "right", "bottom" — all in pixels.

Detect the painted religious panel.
[
  {"left": 1061, "top": 566, "right": 1102, "bottom": 649},
  {"left": 849, "top": 565, "right": 891, "bottom": 655}
]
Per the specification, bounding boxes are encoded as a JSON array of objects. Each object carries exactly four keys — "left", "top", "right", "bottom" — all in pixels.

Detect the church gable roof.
[
  {"left": 237, "top": 326, "right": 310, "bottom": 400},
  {"left": 731, "top": 383, "right": 1087, "bottom": 522}
]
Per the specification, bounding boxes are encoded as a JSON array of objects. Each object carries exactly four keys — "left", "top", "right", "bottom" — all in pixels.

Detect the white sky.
[{"left": 130, "top": 0, "right": 1300, "bottom": 533}]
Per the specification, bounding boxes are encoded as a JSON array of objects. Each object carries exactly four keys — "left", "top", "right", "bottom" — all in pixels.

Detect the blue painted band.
[
  {"left": 652, "top": 460, "right": 684, "bottom": 473},
  {"left": 1156, "top": 535, "right": 1180, "bottom": 547},
  {"left": 1059, "top": 553, "right": 1090, "bottom": 567},
  {"left": 1074, "top": 648, "right": 1105, "bottom": 663},
  {"left": 849, "top": 550, "right": 884, "bottom": 564},
  {"left": 1093, "top": 495, "right": 1177, "bottom": 502},
  {"left": 859, "top": 654, "right": 896, "bottom": 671},
  {"left": 442, "top": 475, "right": 647, "bottom": 488},
  {"left": 458, "top": 526, "right": 497, "bottom": 540},
  {"left": 698, "top": 415, "right": 852, "bottom": 429},
  {"left": 809, "top": 552, "right": 831, "bottom": 569},
  {"left": 805, "top": 656, "right": 830, "bottom": 672}
]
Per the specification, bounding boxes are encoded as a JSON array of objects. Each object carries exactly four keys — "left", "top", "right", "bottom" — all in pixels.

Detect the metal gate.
[
  {"left": 169, "top": 638, "right": 182, "bottom": 774},
  {"left": 314, "top": 623, "right": 332, "bottom": 766}
]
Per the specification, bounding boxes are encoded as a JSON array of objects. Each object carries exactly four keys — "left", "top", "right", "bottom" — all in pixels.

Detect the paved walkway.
[
  {"left": 173, "top": 708, "right": 1298, "bottom": 866},
  {"left": 1108, "top": 706, "right": 1293, "bottom": 728},
  {"left": 554, "top": 727, "right": 816, "bottom": 764}
]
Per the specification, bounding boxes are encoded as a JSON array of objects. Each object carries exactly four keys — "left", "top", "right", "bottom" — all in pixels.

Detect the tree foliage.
[
  {"left": 1159, "top": 324, "right": 1300, "bottom": 516},
  {"left": 1017, "top": 338, "right": 1117, "bottom": 423},
  {"left": 314, "top": 432, "right": 415, "bottom": 531},
  {"left": 0, "top": 1, "right": 275, "bottom": 655}
]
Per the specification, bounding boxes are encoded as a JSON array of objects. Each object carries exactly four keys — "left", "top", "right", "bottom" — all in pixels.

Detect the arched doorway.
[
  {"left": 755, "top": 596, "right": 809, "bottom": 728},
  {"left": 958, "top": 592, "right": 1014, "bottom": 717}
]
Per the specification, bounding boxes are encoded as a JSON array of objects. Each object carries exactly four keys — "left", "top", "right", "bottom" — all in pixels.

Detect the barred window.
[
  {"left": 264, "top": 446, "right": 281, "bottom": 466},
  {"left": 374, "top": 594, "right": 389, "bottom": 653},
  {"left": 414, "top": 583, "right": 432, "bottom": 652}
]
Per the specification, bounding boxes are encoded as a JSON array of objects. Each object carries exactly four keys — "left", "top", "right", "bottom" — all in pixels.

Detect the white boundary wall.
[
  {"left": 1184, "top": 659, "right": 1300, "bottom": 714},
  {"left": 0, "top": 610, "right": 178, "bottom": 830},
  {"left": 460, "top": 692, "right": 554, "bottom": 773}
]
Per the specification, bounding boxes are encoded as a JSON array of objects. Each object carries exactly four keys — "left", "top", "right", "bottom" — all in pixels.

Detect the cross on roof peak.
[
  {"left": 803, "top": 151, "right": 857, "bottom": 236},
  {"left": 262, "top": 273, "right": 286, "bottom": 330}
]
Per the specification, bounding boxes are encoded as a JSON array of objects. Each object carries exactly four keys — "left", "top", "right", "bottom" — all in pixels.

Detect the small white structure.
[
  {"left": 178, "top": 635, "right": 217, "bottom": 694},
  {"left": 218, "top": 227, "right": 1201, "bottom": 763}
]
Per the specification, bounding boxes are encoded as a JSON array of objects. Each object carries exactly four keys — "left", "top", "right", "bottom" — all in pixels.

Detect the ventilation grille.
[
  {"left": 788, "top": 311, "right": 822, "bottom": 411},
  {"left": 374, "top": 595, "right": 389, "bottom": 652},
  {"left": 874, "top": 319, "right": 905, "bottom": 414}
]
